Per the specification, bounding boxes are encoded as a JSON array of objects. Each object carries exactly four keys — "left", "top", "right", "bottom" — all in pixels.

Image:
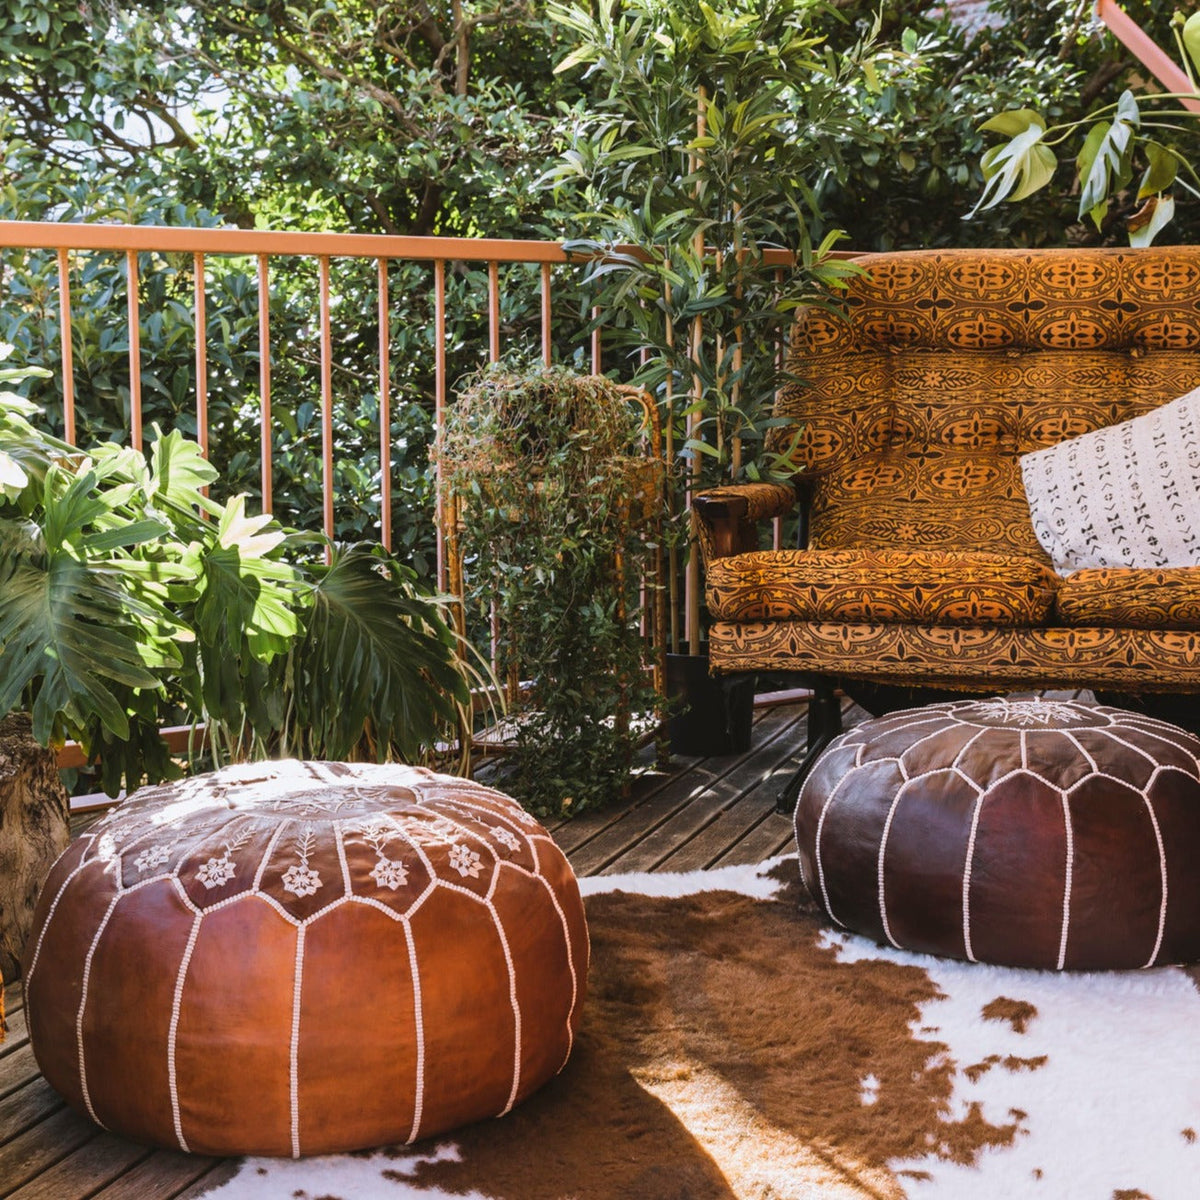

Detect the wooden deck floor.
[{"left": 0, "top": 694, "right": 846, "bottom": 1200}]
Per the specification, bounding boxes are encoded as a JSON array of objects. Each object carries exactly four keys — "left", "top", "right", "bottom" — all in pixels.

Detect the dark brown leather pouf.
[
  {"left": 795, "top": 699, "right": 1200, "bottom": 969},
  {"left": 22, "top": 761, "right": 588, "bottom": 1157}
]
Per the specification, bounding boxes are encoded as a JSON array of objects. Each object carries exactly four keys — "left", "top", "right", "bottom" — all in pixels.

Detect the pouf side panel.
[
  {"left": 297, "top": 902, "right": 418, "bottom": 1154},
  {"left": 794, "top": 742, "right": 862, "bottom": 901},
  {"left": 489, "top": 862, "right": 584, "bottom": 1104},
  {"left": 174, "top": 899, "right": 298, "bottom": 1156},
  {"left": 82, "top": 881, "right": 199, "bottom": 1147},
  {"left": 879, "top": 771, "right": 978, "bottom": 960},
  {"left": 1149, "top": 773, "right": 1200, "bottom": 964},
  {"left": 407, "top": 884, "right": 519, "bottom": 1140},
  {"left": 23, "top": 855, "right": 116, "bottom": 1116},
  {"left": 895, "top": 721, "right": 1000, "bottom": 782},
  {"left": 1073, "top": 726, "right": 1192, "bottom": 791},
  {"left": 809, "top": 759, "right": 906, "bottom": 942},
  {"left": 967, "top": 775, "right": 1069, "bottom": 970},
  {"left": 951, "top": 731, "right": 1044, "bottom": 792},
  {"left": 1060, "top": 776, "right": 1165, "bottom": 970}
]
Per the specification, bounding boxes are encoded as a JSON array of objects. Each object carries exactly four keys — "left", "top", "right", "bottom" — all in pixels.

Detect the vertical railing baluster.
[
  {"left": 378, "top": 257, "right": 392, "bottom": 552},
  {"left": 434, "top": 258, "right": 447, "bottom": 594},
  {"left": 318, "top": 254, "right": 334, "bottom": 552},
  {"left": 193, "top": 252, "right": 208, "bottom": 463},
  {"left": 256, "top": 253, "right": 273, "bottom": 513},
  {"left": 540, "top": 262, "right": 552, "bottom": 368},
  {"left": 56, "top": 248, "right": 76, "bottom": 445},
  {"left": 774, "top": 265, "right": 784, "bottom": 552},
  {"left": 487, "top": 260, "right": 501, "bottom": 363},
  {"left": 125, "top": 249, "right": 143, "bottom": 451}
]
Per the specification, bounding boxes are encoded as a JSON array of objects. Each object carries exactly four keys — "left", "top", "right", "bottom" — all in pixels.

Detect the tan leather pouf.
[
  {"left": 22, "top": 761, "right": 588, "bottom": 1156},
  {"left": 795, "top": 699, "right": 1200, "bottom": 970}
]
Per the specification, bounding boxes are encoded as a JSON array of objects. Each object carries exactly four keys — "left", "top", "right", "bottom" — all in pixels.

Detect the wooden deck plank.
[
  {"left": 0, "top": 1045, "right": 41, "bottom": 1105},
  {"left": 5, "top": 1133, "right": 154, "bottom": 1200},
  {"left": 546, "top": 704, "right": 781, "bottom": 852},
  {"left": 592, "top": 707, "right": 806, "bottom": 875},
  {"left": 645, "top": 722, "right": 809, "bottom": 873},
  {"left": 545, "top": 758, "right": 698, "bottom": 855},
  {"left": 0, "top": 1006, "right": 28, "bottom": 1060},
  {"left": 712, "top": 813, "right": 797, "bottom": 869},
  {"left": 566, "top": 704, "right": 803, "bottom": 876},
  {"left": 0, "top": 1105, "right": 100, "bottom": 1198},
  {"left": 166, "top": 1163, "right": 244, "bottom": 1199},
  {"left": 0, "top": 1078, "right": 63, "bottom": 1145},
  {"left": 87, "top": 1150, "right": 227, "bottom": 1200}
]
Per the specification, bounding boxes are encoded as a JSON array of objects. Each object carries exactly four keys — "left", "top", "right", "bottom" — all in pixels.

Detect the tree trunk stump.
[{"left": 0, "top": 714, "right": 70, "bottom": 987}]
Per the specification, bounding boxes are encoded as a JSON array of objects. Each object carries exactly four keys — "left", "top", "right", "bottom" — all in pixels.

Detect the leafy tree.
[
  {"left": 970, "top": 4, "right": 1200, "bottom": 244},
  {"left": 820, "top": 0, "right": 1200, "bottom": 249},
  {"left": 0, "top": 2, "right": 587, "bottom": 577}
]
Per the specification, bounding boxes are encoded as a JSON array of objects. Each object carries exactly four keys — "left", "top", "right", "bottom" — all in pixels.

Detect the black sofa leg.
[{"left": 775, "top": 679, "right": 843, "bottom": 814}]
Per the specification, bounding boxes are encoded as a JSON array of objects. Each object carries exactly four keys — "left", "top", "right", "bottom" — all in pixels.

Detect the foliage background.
[
  {"left": 4, "top": 1, "right": 1197, "bottom": 564},
  {"left": 2, "top": 0, "right": 1198, "bottom": 577}
]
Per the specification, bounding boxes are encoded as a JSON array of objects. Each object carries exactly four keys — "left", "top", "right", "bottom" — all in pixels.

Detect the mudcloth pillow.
[{"left": 1020, "top": 385, "right": 1200, "bottom": 575}]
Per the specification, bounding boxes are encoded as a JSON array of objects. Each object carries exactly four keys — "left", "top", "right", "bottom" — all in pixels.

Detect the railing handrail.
[
  {"left": 0, "top": 219, "right": 799, "bottom": 267},
  {"left": 0, "top": 219, "right": 573, "bottom": 262}
]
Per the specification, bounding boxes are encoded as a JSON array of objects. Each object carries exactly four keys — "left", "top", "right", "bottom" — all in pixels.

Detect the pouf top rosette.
[
  {"left": 22, "top": 760, "right": 589, "bottom": 1157},
  {"left": 795, "top": 698, "right": 1200, "bottom": 971}
]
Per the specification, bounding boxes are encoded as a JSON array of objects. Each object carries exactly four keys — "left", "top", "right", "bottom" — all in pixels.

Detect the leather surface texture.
[
  {"left": 794, "top": 698, "right": 1200, "bottom": 969},
  {"left": 21, "top": 760, "right": 588, "bottom": 1157}
]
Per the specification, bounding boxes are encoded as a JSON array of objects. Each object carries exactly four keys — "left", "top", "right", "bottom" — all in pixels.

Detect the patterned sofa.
[{"left": 694, "top": 248, "right": 1200, "bottom": 796}]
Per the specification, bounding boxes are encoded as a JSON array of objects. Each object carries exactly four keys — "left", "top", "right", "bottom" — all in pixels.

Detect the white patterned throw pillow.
[{"left": 1020, "top": 386, "right": 1200, "bottom": 575}]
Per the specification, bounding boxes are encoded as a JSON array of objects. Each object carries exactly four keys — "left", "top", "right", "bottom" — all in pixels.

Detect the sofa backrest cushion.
[{"left": 770, "top": 249, "right": 1200, "bottom": 552}]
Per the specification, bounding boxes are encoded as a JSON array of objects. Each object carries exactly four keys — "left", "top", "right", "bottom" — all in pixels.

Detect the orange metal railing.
[
  {"left": 1, "top": 219, "right": 801, "bottom": 784},
  {"left": 0, "top": 220, "right": 587, "bottom": 592}
]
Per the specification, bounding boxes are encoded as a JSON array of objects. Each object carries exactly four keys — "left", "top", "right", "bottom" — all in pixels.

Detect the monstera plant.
[
  {"left": 0, "top": 345, "right": 474, "bottom": 796},
  {"left": 972, "top": 10, "right": 1200, "bottom": 245}
]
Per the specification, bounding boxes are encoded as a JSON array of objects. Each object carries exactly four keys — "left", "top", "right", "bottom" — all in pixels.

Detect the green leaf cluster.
[
  {"left": 971, "top": 2, "right": 1200, "bottom": 244},
  {"left": 434, "top": 365, "right": 663, "bottom": 816},
  {"left": 0, "top": 348, "right": 474, "bottom": 795}
]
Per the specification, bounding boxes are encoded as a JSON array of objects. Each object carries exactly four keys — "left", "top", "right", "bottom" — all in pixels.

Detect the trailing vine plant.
[{"left": 435, "top": 365, "right": 664, "bottom": 817}]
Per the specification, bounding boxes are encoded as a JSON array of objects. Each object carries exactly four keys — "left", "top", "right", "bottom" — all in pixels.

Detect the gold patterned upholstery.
[
  {"left": 697, "top": 248, "right": 1200, "bottom": 693},
  {"left": 1056, "top": 568, "right": 1200, "bottom": 629},
  {"left": 707, "top": 549, "right": 1058, "bottom": 626}
]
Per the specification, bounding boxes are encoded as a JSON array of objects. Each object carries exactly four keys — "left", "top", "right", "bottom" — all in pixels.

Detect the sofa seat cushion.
[
  {"left": 1056, "top": 567, "right": 1200, "bottom": 629},
  {"left": 706, "top": 548, "right": 1059, "bottom": 626},
  {"left": 808, "top": 448, "right": 1047, "bottom": 559}
]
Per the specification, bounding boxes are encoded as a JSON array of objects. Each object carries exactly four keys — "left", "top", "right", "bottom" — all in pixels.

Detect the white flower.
[
  {"left": 511, "top": 807, "right": 539, "bottom": 827},
  {"left": 282, "top": 862, "right": 322, "bottom": 898},
  {"left": 197, "top": 854, "right": 236, "bottom": 889},
  {"left": 448, "top": 843, "right": 484, "bottom": 879},
  {"left": 490, "top": 826, "right": 520, "bottom": 852},
  {"left": 370, "top": 858, "right": 409, "bottom": 890},
  {"left": 134, "top": 844, "right": 171, "bottom": 874}
]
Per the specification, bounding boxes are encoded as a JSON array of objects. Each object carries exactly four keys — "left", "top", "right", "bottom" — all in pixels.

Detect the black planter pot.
[{"left": 665, "top": 646, "right": 755, "bottom": 756}]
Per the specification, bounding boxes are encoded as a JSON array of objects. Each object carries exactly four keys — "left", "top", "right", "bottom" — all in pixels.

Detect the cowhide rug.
[{"left": 200, "top": 858, "right": 1200, "bottom": 1199}]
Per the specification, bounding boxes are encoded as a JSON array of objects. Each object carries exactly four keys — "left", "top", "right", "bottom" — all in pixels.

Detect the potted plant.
[
  {"left": 0, "top": 345, "right": 475, "bottom": 797},
  {"left": 543, "top": 0, "right": 872, "bottom": 750},
  {"left": 433, "top": 363, "right": 664, "bottom": 816}
]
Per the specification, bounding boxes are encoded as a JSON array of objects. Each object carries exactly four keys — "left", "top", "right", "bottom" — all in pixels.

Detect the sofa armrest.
[{"left": 693, "top": 482, "right": 797, "bottom": 564}]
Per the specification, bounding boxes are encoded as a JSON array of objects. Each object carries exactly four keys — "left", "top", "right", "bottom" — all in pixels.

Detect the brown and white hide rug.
[{"left": 200, "top": 858, "right": 1200, "bottom": 1200}]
